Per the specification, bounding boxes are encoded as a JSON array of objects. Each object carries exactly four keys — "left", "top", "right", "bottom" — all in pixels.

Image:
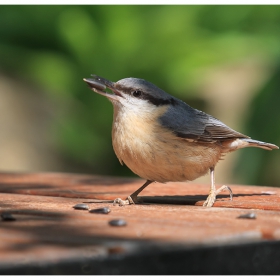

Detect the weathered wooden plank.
[
  {"left": 1, "top": 172, "right": 280, "bottom": 274},
  {"left": 0, "top": 172, "right": 279, "bottom": 209}
]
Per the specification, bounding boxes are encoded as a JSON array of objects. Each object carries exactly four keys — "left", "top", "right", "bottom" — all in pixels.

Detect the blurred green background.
[{"left": 0, "top": 5, "right": 279, "bottom": 187}]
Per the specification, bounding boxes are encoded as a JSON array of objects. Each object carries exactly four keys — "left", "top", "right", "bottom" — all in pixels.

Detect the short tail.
[{"left": 240, "top": 138, "right": 279, "bottom": 151}]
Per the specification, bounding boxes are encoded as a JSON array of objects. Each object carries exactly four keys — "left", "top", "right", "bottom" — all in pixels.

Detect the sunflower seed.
[
  {"left": 237, "top": 212, "right": 256, "bottom": 219},
  {"left": 1, "top": 212, "right": 16, "bottom": 221},
  {"left": 109, "top": 219, "right": 127, "bottom": 226},
  {"left": 89, "top": 207, "right": 111, "bottom": 214},
  {"left": 73, "top": 203, "right": 89, "bottom": 210}
]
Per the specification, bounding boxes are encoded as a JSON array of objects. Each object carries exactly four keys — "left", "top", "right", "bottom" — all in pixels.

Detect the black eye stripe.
[
  {"left": 115, "top": 84, "right": 177, "bottom": 106},
  {"left": 145, "top": 96, "right": 177, "bottom": 106}
]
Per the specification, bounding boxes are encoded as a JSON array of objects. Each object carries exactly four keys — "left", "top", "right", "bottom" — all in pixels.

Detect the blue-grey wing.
[{"left": 159, "top": 100, "right": 248, "bottom": 142}]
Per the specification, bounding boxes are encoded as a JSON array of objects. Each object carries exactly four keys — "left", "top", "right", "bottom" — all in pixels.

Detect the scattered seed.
[
  {"left": 73, "top": 203, "right": 89, "bottom": 210},
  {"left": 1, "top": 212, "right": 16, "bottom": 221},
  {"left": 237, "top": 212, "right": 256, "bottom": 219},
  {"left": 109, "top": 219, "right": 127, "bottom": 227},
  {"left": 89, "top": 207, "right": 111, "bottom": 214}
]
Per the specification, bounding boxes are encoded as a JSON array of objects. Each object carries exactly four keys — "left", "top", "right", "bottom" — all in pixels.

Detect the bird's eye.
[{"left": 132, "top": 90, "right": 142, "bottom": 97}]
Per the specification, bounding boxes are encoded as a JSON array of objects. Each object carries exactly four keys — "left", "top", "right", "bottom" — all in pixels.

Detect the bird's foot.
[
  {"left": 203, "top": 191, "right": 216, "bottom": 207},
  {"left": 216, "top": 185, "right": 233, "bottom": 200},
  {"left": 113, "top": 198, "right": 130, "bottom": 206},
  {"left": 113, "top": 195, "right": 139, "bottom": 206},
  {"left": 203, "top": 185, "right": 233, "bottom": 207}
]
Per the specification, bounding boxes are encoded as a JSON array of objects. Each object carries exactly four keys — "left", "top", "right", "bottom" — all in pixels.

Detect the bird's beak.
[{"left": 83, "top": 75, "right": 122, "bottom": 101}]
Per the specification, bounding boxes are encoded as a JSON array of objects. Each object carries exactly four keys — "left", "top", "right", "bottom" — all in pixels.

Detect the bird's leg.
[
  {"left": 113, "top": 180, "right": 153, "bottom": 206},
  {"left": 203, "top": 167, "right": 233, "bottom": 207}
]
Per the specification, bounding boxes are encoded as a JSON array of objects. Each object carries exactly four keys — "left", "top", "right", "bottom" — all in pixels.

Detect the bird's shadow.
[{"left": 139, "top": 193, "right": 272, "bottom": 206}]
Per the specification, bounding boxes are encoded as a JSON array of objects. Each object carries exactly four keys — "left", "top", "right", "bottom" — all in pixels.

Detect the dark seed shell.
[
  {"left": 1, "top": 212, "right": 16, "bottom": 221},
  {"left": 109, "top": 219, "right": 127, "bottom": 227},
  {"left": 89, "top": 207, "right": 111, "bottom": 214},
  {"left": 237, "top": 212, "right": 256, "bottom": 219},
  {"left": 73, "top": 203, "right": 89, "bottom": 210}
]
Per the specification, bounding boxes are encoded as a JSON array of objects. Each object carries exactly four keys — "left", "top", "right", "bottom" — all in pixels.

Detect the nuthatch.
[{"left": 83, "top": 75, "right": 279, "bottom": 207}]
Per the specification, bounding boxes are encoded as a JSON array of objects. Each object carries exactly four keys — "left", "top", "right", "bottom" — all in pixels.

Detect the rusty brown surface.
[
  {"left": 0, "top": 172, "right": 280, "bottom": 270},
  {"left": 0, "top": 171, "right": 279, "bottom": 207}
]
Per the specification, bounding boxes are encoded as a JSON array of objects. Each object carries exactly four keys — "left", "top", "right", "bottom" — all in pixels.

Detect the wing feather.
[{"left": 159, "top": 100, "right": 249, "bottom": 142}]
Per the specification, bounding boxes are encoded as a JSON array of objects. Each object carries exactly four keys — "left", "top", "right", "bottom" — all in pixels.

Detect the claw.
[
  {"left": 203, "top": 167, "right": 233, "bottom": 207},
  {"left": 203, "top": 185, "right": 233, "bottom": 207},
  {"left": 113, "top": 198, "right": 130, "bottom": 206},
  {"left": 203, "top": 192, "right": 216, "bottom": 207},
  {"left": 216, "top": 185, "right": 233, "bottom": 201},
  {"left": 113, "top": 180, "right": 153, "bottom": 206}
]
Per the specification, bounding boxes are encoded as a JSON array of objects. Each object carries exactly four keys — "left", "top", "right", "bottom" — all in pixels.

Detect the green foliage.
[{"left": 0, "top": 5, "right": 280, "bottom": 183}]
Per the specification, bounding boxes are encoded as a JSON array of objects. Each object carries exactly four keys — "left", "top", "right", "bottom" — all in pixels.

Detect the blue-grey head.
[{"left": 83, "top": 75, "right": 179, "bottom": 109}]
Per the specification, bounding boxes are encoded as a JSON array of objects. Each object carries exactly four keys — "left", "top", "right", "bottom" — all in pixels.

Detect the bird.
[{"left": 83, "top": 75, "right": 279, "bottom": 207}]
